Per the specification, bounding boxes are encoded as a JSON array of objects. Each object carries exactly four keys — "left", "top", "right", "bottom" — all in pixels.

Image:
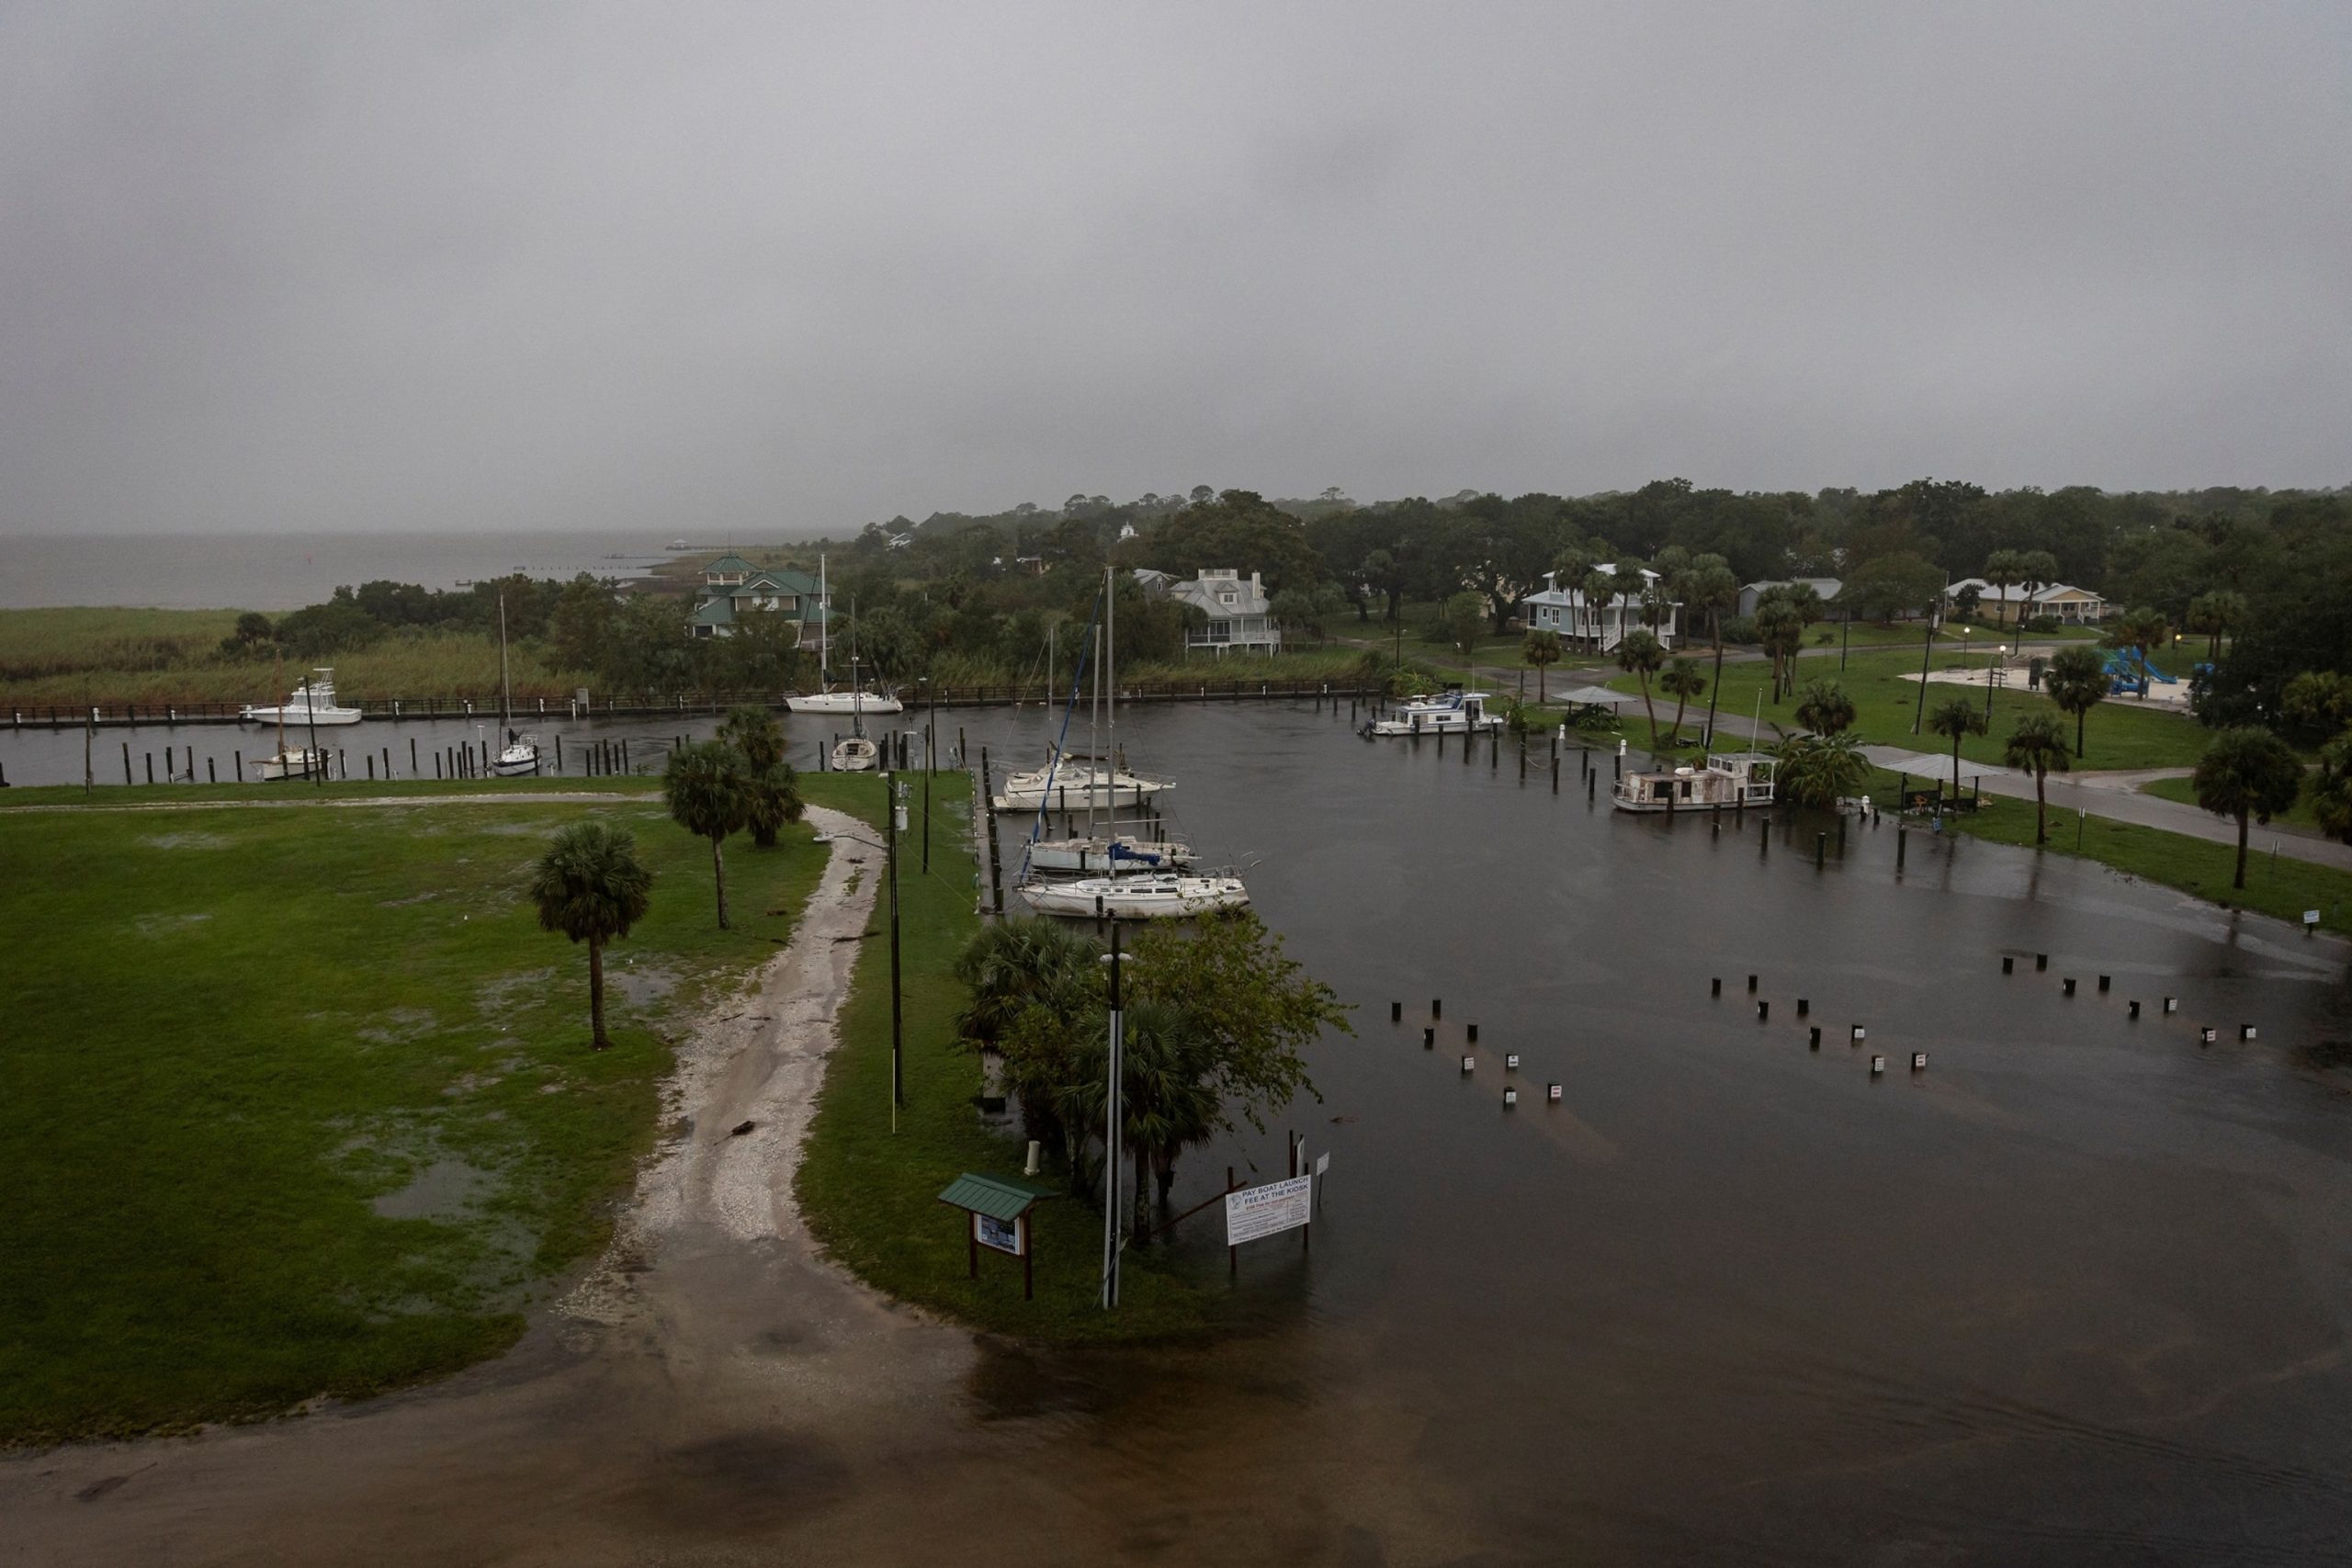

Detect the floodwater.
[{"left": 6, "top": 701, "right": 2352, "bottom": 1565}]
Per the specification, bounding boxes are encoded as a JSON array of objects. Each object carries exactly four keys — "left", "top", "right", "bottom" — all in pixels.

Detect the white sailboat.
[
  {"left": 491, "top": 592, "right": 541, "bottom": 777},
  {"left": 240, "top": 668, "right": 363, "bottom": 727},
  {"left": 1025, "top": 835, "right": 1194, "bottom": 874},
  {"left": 1016, "top": 570, "right": 1247, "bottom": 919},
  {"left": 786, "top": 557, "right": 904, "bottom": 715},
  {"left": 828, "top": 632, "right": 880, "bottom": 772}
]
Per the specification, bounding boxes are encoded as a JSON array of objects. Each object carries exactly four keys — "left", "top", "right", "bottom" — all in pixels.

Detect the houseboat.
[
  {"left": 1363, "top": 689, "right": 1505, "bottom": 738},
  {"left": 1611, "top": 751, "right": 1777, "bottom": 814}
]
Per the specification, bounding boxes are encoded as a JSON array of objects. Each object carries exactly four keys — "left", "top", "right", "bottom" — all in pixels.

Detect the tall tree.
[
  {"left": 718, "top": 705, "right": 804, "bottom": 847},
  {"left": 2279, "top": 671, "right": 2352, "bottom": 743},
  {"left": 2002, "top": 715, "right": 2072, "bottom": 844},
  {"left": 2190, "top": 727, "right": 2304, "bottom": 888},
  {"left": 1615, "top": 628, "right": 1668, "bottom": 744},
  {"left": 2312, "top": 731, "right": 2352, "bottom": 845},
  {"left": 663, "top": 740, "right": 752, "bottom": 928},
  {"left": 1928, "top": 696, "right": 1989, "bottom": 802},
  {"left": 1658, "top": 657, "right": 1706, "bottom": 744},
  {"left": 1522, "top": 628, "right": 1563, "bottom": 703},
  {"left": 1581, "top": 562, "right": 1623, "bottom": 651},
  {"left": 1679, "top": 553, "right": 1740, "bottom": 746},
  {"left": 1774, "top": 731, "right": 1869, "bottom": 808},
  {"left": 1981, "top": 547, "right": 2025, "bottom": 627},
  {"left": 2045, "top": 645, "right": 2109, "bottom": 758},
  {"left": 527, "top": 821, "right": 653, "bottom": 1050}
]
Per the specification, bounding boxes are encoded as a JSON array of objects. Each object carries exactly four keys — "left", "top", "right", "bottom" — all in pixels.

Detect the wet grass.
[
  {"left": 1606, "top": 648, "right": 2211, "bottom": 771},
  {"left": 1954, "top": 795, "right": 2352, "bottom": 935},
  {"left": 0, "top": 791, "right": 826, "bottom": 1444},
  {"left": 796, "top": 771, "right": 1227, "bottom": 1344}
]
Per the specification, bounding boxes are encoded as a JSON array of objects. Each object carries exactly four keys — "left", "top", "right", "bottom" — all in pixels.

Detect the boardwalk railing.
[{"left": 10, "top": 678, "right": 1380, "bottom": 730}]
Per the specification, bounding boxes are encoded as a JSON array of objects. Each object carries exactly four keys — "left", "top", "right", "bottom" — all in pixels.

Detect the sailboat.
[
  {"left": 492, "top": 592, "right": 541, "bottom": 777},
  {"left": 1016, "top": 570, "right": 1247, "bottom": 919},
  {"left": 786, "top": 556, "right": 905, "bottom": 715},
  {"left": 828, "top": 617, "right": 880, "bottom": 772},
  {"left": 252, "top": 660, "right": 326, "bottom": 780}
]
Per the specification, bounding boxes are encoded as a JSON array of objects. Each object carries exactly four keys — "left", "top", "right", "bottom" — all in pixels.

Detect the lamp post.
[
  {"left": 884, "top": 774, "right": 905, "bottom": 1128},
  {"left": 1101, "top": 931, "right": 1126, "bottom": 1310},
  {"left": 1986, "top": 643, "right": 2007, "bottom": 720},
  {"left": 1911, "top": 610, "right": 1941, "bottom": 734}
]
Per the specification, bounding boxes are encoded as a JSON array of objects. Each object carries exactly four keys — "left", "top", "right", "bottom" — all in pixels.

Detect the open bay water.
[
  {"left": 0, "top": 531, "right": 689, "bottom": 609},
  {"left": 7, "top": 699, "right": 2352, "bottom": 1562}
]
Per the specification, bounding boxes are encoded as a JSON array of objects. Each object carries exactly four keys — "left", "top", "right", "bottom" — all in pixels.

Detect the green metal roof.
[
  {"left": 936, "top": 1173, "right": 1059, "bottom": 1221},
  {"left": 703, "top": 553, "right": 759, "bottom": 575},
  {"left": 686, "top": 597, "right": 735, "bottom": 626}
]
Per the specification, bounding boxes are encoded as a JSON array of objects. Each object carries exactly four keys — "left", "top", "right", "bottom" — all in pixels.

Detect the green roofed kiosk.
[{"left": 937, "top": 1173, "right": 1059, "bottom": 1301}]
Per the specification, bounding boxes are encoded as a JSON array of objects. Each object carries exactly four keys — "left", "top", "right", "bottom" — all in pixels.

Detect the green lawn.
[
  {"left": 1956, "top": 795, "right": 2352, "bottom": 936},
  {"left": 1606, "top": 647, "right": 2211, "bottom": 771},
  {"left": 796, "top": 772, "right": 1228, "bottom": 1343},
  {"left": 0, "top": 788, "right": 827, "bottom": 1442},
  {"left": 2141, "top": 773, "right": 2325, "bottom": 834}
]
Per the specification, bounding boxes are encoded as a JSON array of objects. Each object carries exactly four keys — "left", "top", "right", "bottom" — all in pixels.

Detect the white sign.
[
  {"left": 1226, "top": 1176, "right": 1313, "bottom": 1247},
  {"left": 2306, "top": 909, "right": 2323, "bottom": 926},
  {"left": 974, "top": 1213, "right": 1023, "bottom": 1256},
  {"left": 1314, "top": 1152, "right": 1330, "bottom": 1177}
]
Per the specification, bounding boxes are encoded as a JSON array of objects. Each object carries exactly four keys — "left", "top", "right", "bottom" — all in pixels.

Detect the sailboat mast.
[
  {"left": 818, "top": 554, "right": 830, "bottom": 690},
  {"left": 1105, "top": 566, "right": 1116, "bottom": 883},
  {"left": 498, "top": 592, "right": 514, "bottom": 734}
]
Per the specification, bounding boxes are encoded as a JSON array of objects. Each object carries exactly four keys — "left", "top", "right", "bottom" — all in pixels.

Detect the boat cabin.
[{"left": 1611, "top": 751, "right": 1776, "bottom": 813}]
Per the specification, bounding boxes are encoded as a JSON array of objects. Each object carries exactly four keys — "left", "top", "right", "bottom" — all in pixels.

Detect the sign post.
[{"left": 937, "top": 1173, "right": 1058, "bottom": 1302}]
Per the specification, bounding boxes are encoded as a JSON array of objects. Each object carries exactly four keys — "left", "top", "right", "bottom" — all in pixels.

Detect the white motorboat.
[
  {"left": 831, "top": 736, "right": 878, "bottom": 773},
  {"left": 1612, "top": 751, "right": 1776, "bottom": 813},
  {"left": 994, "top": 760, "right": 1170, "bottom": 813},
  {"left": 240, "top": 669, "right": 363, "bottom": 727},
  {"left": 1018, "top": 872, "right": 1250, "bottom": 919},
  {"left": 1363, "top": 689, "right": 1503, "bottom": 738},
  {"left": 489, "top": 594, "right": 541, "bottom": 777},
  {"left": 1026, "top": 834, "right": 1194, "bottom": 874},
  {"left": 255, "top": 748, "right": 325, "bottom": 782},
  {"left": 783, "top": 559, "right": 905, "bottom": 714}
]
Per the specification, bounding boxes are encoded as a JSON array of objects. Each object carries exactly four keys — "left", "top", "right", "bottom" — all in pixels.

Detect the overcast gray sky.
[{"left": 4, "top": 2, "right": 2346, "bottom": 537}]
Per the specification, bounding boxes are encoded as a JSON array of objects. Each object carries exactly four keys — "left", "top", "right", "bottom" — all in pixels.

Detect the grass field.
[
  {"left": 0, "top": 785, "right": 827, "bottom": 1443},
  {"left": 2141, "top": 773, "right": 2325, "bottom": 833},
  {"left": 795, "top": 772, "right": 1227, "bottom": 1343},
  {"left": 1956, "top": 794, "right": 2352, "bottom": 935},
  {"left": 1605, "top": 647, "right": 2211, "bottom": 771}
]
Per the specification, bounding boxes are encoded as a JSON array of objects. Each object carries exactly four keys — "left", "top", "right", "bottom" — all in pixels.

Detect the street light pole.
[
  {"left": 1986, "top": 643, "right": 2005, "bottom": 721},
  {"left": 1911, "top": 610, "right": 1940, "bottom": 735},
  {"left": 885, "top": 772, "right": 904, "bottom": 1128},
  {"left": 1101, "top": 925, "right": 1125, "bottom": 1310}
]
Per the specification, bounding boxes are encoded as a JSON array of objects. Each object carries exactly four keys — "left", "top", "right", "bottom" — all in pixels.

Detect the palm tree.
[
  {"left": 1755, "top": 595, "right": 1807, "bottom": 702},
  {"left": 2280, "top": 671, "right": 2351, "bottom": 742},
  {"left": 955, "top": 917, "right": 1101, "bottom": 1154},
  {"left": 527, "top": 821, "right": 653, "bottom": 1050},
  {"left": 1051, "top": 998, "right": 1218, "bottom": 1246},
  {"left": 1681, "top": 554, "right": 1739, "bottom": 745},
  {"left": 2102, "top": 606, "right": 2171, "bottom": 695},
  {"left": 2045, "top": 645, "right": 2108, "bottom": 758},
  {"left": 2312, "top": 732, "right": 2352, "bottom": 845},
  {"left": 2192, "top": 727, "right": 2304, "bottom": 889},
  {"left": 2002, "top": 714, "right": 2072, "bottom": 844},
  {"left": 663, "top": 739, "right": 752, "bottom": 928},
  {"left": 1927, "top": 695, "right": 1988, "bottom": 804},
  {"left": 2199, "top": 589, "right": 2246, "bottom": 662},
  {"left": 1982, "top": 548, "right": 2025, "bottom": 627},
  {"left": 1658, "top": 657, "right": 1706, "bottom": 744},
  {"left": 1774, "top": 732, "right": 1869, "bottom": 808},
  {"left": 1615, "top": 628, "right": 1667, "bottom": 744},
  {"left": 1581, "top": 563, "right": 1622, "bottom": 653},
  {"left": 1793, "top": 679, "right": 1856, "bottom": 737},
  {"left": 718, "top": 705, "right": 804, "bottom": 847},
  {"left": 2015, "top": 549, "right": 2061, "bottom": 620},
  {"left": 1522, "top": 628, "right": 1563, "bottom": 703}
]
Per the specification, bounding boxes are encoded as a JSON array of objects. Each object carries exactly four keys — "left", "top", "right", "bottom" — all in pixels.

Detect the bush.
[
  {"left": 2022, "top": 615, "right": 2062, "bottom": 634},
  {"left": 1719, "top": 615, "right": 1758, "bottom": 645}
]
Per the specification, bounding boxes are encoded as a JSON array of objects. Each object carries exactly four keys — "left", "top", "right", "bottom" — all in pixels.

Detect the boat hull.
[
  {"left": 1025, "top": 836, "right": 1193, "bottom": 874},
  {"left": 994, "top": 770, "right": 1170, "bottom": 812},
  {"left": 1017, "top": 875, "right": 1250, "bottom": 919},
  {"left": 254, "top": 750, "right": 324, "bottom": 781},
  {"left": 785, "top": 691, "right": 905, "bottom": 715},
  {"left": 831, "top": 739, "right": 878, "bottom": 773},
  {"left": 492, "top": 748, "right": 541, "bottom": 778},
  {"left": 240, "top": 705, "right": 364, "bottom": 727}
]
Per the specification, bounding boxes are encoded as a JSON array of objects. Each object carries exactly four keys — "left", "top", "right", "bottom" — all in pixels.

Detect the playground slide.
[{"left": 2103, "top": 649, "right": 2176, "bottom": 694}]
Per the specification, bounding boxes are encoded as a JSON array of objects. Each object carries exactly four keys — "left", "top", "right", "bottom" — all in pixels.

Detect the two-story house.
[
  {"left": 1146, "top": 568, "right": 1283, "bottom": 657},
  {"left": 1521, "top": 565, "right": 1679, "bottom": 651},
  {"left": 686, "top": 554, "right": 830, "bottom": 645}
]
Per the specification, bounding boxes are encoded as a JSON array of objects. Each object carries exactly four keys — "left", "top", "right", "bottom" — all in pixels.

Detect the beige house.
[{"left": 1944, "top": 578, "right": 2108, "bottom": 626}]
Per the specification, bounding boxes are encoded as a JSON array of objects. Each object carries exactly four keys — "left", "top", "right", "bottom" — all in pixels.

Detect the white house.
[
  {"left": 1943, "top": 578, "right": 2108, "bottom": 626},
  {"left": 1736, "top": 577, "right": 1842, "bottom": 619},
  {"left": 1521, "top": 565, "right": 1679, "bottom": 651},
  {"left": 1152, "top": 568, "right": 1283, "bottom": 657}
]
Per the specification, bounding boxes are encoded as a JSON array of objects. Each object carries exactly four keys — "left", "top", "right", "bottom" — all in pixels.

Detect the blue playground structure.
[{"left": 2104, "top": 647, "right": 2177, "bottom": 696}]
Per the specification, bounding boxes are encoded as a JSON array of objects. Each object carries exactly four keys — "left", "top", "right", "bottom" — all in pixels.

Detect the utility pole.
[
  {"left": 1102, "top": 923, "right": 1125, "bottom": 1310},
  {"left": 886, "top": 772, "right": 904, "bottom": 1127},
  {"left": 1911, "top": 610, "right": 1939, "bottom": 735}
]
